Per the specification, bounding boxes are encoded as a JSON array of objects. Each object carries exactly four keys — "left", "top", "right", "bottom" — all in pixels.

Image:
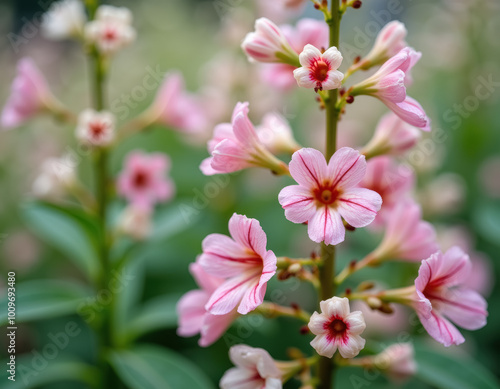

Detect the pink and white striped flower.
[
  {"left": 76, "top": 109, "right": 115, "bottom": 147},
  {"left": 413, "top": 247, "right": 488, "bottom": 346},
  {"left": 368, "top": 199, "right": 438, "bottom": 263},
  {"left": 278, "top": 147, "right": 382, "bottom": 246},
  {"left": 177, "top": 262, "right": 238, "bottom": 347},
  {"left": 361, "top": 113, "right": 421, "bottom": 158},
  {"left": 144, "top": 72, "right": 206, "bottom": 133},
  {"left": 199, "top": 213, "right": 277, "bottom": 315},
  {"left": 1, "top": 58, "right": 60, "bottom": 129},
  {"left": 360, "top": 156, "right": 415, "bottom": 226},
  {"left": 293, "top": 44, "right": 344, "bottom": 92},
  {"left": 362, "top": 21, "right": 408, "bottom": 68},
  {"left": 309, "top": 297, "right": 366, "bottom": 358},
  {"left": 351, "top": 48, "right": 430, "bottom": 130},
  {"left": 84, "top": 5, "right": 136, "bottom": 55},
  {"left": 260, "top": 18, "right": 328, "bottom": 90},
  {"left": 242, "top": 18, "right": 299, "bottom": 65},
  {"left": 200, "top": 102, "right": 289, "bottom": 176},
  {"left": 117, "top": 151, "right": 174, "bottom": 208},
  {"left": 220, "top": 345, "right": 282, "bottom": 389}
]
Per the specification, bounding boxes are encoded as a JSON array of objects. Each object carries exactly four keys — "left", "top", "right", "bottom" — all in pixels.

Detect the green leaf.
[
  {"left": 472, "top": 201, "right": 500, "bottom": 246},
  {"left": 110, "top": 345, "right": 216, "bottom": 389},
  {"left": 0, "top": 355, "right": 97, "bottom": 388},
  {"left": 150, "top": 205, "right": 200, "bottom": 241},
  {"left": 415, "top": 343, "right": 500, "bottom": 389},
  {"left": 0, "top": 279, "right": 91, "bottom": 325},
  {"left": 123, "top": 294, "right": 180, "bottom": 342},
  {"left": 22, "top": 201, "right": 100, "bottom": 279}
]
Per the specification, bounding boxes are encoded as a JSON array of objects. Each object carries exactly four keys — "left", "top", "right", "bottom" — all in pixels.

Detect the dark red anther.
[
  {"left": 346, "top": 95, "right": 355, "bottom": 104},
  {"left": 352, "top": 0, "right": 362, "bottom": 9},
  {"left": 300, "top": 325, "right": 310, "bottom": 335}
]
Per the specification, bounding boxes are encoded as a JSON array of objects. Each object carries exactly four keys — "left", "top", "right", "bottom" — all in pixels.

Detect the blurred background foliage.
[{"left": 0, "top": 0, "right": 499, "bottom": 388}]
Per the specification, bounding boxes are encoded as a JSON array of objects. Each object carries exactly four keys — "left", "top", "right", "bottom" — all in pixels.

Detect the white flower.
[
  {"left": 308, "top": 297, "right": 366, "bottom": 358},
  {"left": 75, "top": 109, "right": 115, "bottom": 147},
  {"left": 32, "top": 156, "right": 76, "bottom": 199},
  {"left": 84, "top": 5, "right": 136, "bottom": 55},
  {"left": 293, "top": 44, "right": 344, "bottom": 92},
  {"left": 220, "top": 345, "right": 282, "bottom": 389},
  {"left": 41, "top": 0, "right": 86, "bottom": 40}
]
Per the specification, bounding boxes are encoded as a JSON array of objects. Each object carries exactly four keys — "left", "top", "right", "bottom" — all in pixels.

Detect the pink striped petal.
[
  {"left": 278, "top": 185, "right": 316, "bottom": 223},
  {"left": 435, "top": 288, "right": 487, "bottom": 331},
  {"left": 211, "top": 139, "right": 254, "bottom": 173},
  {"left": 199, "top": 310, "right": 237, "bottom": 347},
  {"left": 289, "top": 148, "right": 327, "bottom": 188},
  {"left": 417, "top": 310, "right": 465, "bottom": 347},
  {"left": 327, "top": 147, "right": 367, "bottom": 190},
  {"left": 337, "top": 187, "right": 382, "bottom": 228},
  {"left": 177, "top": 290, "right": 208, "bottom": 337},
  {"left": 308, "top": 207, "right": 344, "bottom": 245},
  {"left": 228, "top": 213, "right": 268, "bottom": 259}
]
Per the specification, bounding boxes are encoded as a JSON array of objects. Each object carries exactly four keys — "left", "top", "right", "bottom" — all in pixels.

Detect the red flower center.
[
  {"left": 314, "top": 187, "right": 339, "bottom": 206},
  {"left": 133, "top": 170, "right": 149, "bottom": 188},
  {"left": 104, "top": 28, "right": 117, "bottom": 41},
  {"left": 325, "top": 317, "right": 348, "bottom": 343},
  {"left": 312, "top": 60, "right": 330, "bottom": 82},
  {"left": 89, "top": 121, "right": 106, "bottom": 139}
]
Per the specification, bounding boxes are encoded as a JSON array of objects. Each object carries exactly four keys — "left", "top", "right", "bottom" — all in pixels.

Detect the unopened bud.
[
  {"left": 352, "top": 0, "right": 362, "bottom": 9},
  {"left": 367, "top": 296, "right": 383, "bottom": 309},
  {"left": 288, "top": 263, "right": 301, "bottom": 273}
]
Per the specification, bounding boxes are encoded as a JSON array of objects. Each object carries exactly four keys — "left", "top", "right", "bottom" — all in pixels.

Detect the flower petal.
[
  {"left": 436, "top": 288, "right": 487, "bottom": 331},
  {"left": 417, "top": 309, "right": 465, "bottom": 347},
  {"left": 308, "top": 207, "right": 345, "bottom": 245},
  {"left": 345, "top": 311, "right": 366, "bottom": 335},
  {"left": 289, "top": 148, "right": 327, "bottom": 188},
  {"left": 228, "top": 213, "right": 268, "bottom": 258},
  {"left": 328, "top": 147, "right": 366, "bottom": 190},
  {"left": 278, "top": 185, "right": 316, "bottom": 224},
  {"left": 311, "top": 334, "right": 337, "bottom": 358},
  {"left": 337, "top": 187, "right": 382, "bottom": 228},
  {"left": 338, "top": 334, "right": 365, "bottom": 358}
]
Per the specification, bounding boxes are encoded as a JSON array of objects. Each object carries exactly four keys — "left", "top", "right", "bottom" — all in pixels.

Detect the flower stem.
[{"left": 318, "top": 2, "right": 341, "bottom": 388}]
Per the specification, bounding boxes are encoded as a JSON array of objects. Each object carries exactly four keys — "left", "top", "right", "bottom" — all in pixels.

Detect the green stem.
[{"left": 318, "top": 2, "right": 341, "bottom": 388}]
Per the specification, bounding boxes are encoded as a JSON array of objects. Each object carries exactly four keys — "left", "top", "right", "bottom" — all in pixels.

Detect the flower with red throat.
[
  {"left": 220, "top": 345, "right": 282, "bottom": 389},
  {"left": 242, "top": 18, "right": 299, "bottom": 65},
  {"left": 413, "top": 247, "right": 488, "bottom": 347},
  {"left": 1, "top": 58, "right": 61, "bottom": 129},
  {"left": 117, "top": 151, "right": 174, "bottom": 208},
  {"left": 199, "top": 213, "right": 277, "bottom": 315},
  {"left": 76, "top": 109, "right": 115, "bottom": 147},
  {"left": 368, "top": 199, "right": 438, "bottom": 263},
  {"left": 200, "top": 102, "right": 289, "bottom": 176},
  {"left": 308, "top": 297, "right": 366, "bottom": 358},
  {"left": 293, "top": 44, "right": 344, "bottom": 92},
  {"left": 278, "top": 147, "right": 382, "bottom": 246},
  {"left": 361, "top": 113, "right": 421, "bottom": 159},
  {"left": 84, "top": 5, "right": 136, "bottom": 55},
  {"left": 177, "top": 262, "right": 238, "bottom": 347}
]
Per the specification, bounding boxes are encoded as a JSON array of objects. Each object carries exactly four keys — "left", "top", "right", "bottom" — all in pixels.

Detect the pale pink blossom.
[
  {"left": 278, "top": 147, "right": 382, "bottom": 245},
  {"left": 199, "top": 213, "right": 277, "bottom": 315},
  {"left": 84, "top": 5, "right": 136, "bottom": 55},
  {"left": 362, "top": 21, "right": 408, "bottom": 68},
  {"left": 374, "top": 343, "right": 416, "bottom": 382},
  {"left": 413, "top": 247, "right": 488, "bottom": 346},
  {"left": 177, "top": 262, "right": 238, "bottom": 347},
  {"left": 32, "top": 155, "right": 76, "bottom": 199},
  {"left": 75, "top": 109, "right": 115, "bottom": 147},
  {"left": 200, "top": 102, "right": 289, "bottom": 176},
  {"left": 293, "top": 44, "right": 344, "bottom": 92},
  {"left": 361, "top": 113, "right": 421, "bottom": 158},
  {"left": 1, "top": 58, "right": 59, "bottom": 129},
  {"left": 351, "top": 48, "right": 430, "bottom": 130},
  {"left": 220, "top": 345, "right": 282, "bottom": 389},
  {"left": 242, "top": 18, "right": 298, "bottom": 65},
  {"left": 118, "top": 204, "right": 152, "bottom": 241},
  {"left": 256, "top": 112, "right": 300, "bottom": 154},
  {"left": 360, "top": 156, "right": 414, "bottom": 226},
  {"left": 309, "top": 297, "right": 366, "bottom": 358},
  {"left": 117, "top": 151, "right": 174, "bottom": 208},
  {"left": 41, "top": 0, "right": 86, "bottom": 39},
  {"left": 256, "top": 0, "right": 306, "bottom": 24},
  {"left": 418, "top": 173, "right": 465, "bottom": 216},
  {"left": 368, "top": 199, "right": 438, "bottom": 262},
  {"left": 139, "top": 72, "right": 206, "bottom": 133},
  {"left": 260, "top": 18, "right": 328, "bottom": 90}
]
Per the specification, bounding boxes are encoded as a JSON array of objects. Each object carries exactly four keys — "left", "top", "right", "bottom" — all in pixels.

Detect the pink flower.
[
  {"left": 351, "top": 48, "right": 430, "bottom": 130},
  {"left": 84, "top": 5, "right": 136, "bottom": 55},
  {"left": 374, "top": 343, "right": 416, "bottom": 382},
  {"left": 363, "top": 21, "right": 408, "bottom": 67},
  {"left": 117, "top": 151, "right": 174, "bottom": 208},
  {"left": 414, "top": 247, "right": 488, "bottom": 346},
  {"left": 242, "top": 18, "right": 299, "bottom": 65},
  {"left": 360, "top": 156, "right": 414, "bottom": 226},
  {"left": 199, "top": 213, "right": 277, "bottom": 315},
  {"left": 75, "top": 109, "right": 115, "bottom": 147},
  {"left": 118, "top": 204, "right": 152, "bottom": 241},
  {"left": 309, "top": 297, "right": 366, "bottom": 358},
  {"left": 278, "top": 147, "right": 382, "bottom": 246},
  {"left": 256, "top": 112, "right": 300, "bottom": 154},
  {"left": 177, "top": 262, "right": 238, "bottom": 347},
  {"left": 361, "top": 113, "right": 421, "bottom": 158},
  {"left": 368, "top": 199, "right": 438, "bottom": 263},
  {"left": 293, "top": 44, "right": 344, "bottom": 92},
  {"left": 260, "top": 18, "right": 328, "bottom": 90},
  {"left": 200, "top": 102, "right": 289, "bottom": 176},
  {"left": 146, "top": 72, "right": 206, "bottom": 133},
  {"left": 220, "top": 345, "right": 282, "bottom": 389},
  {"left": 1, "top": 58, "right": 58, "bottom": 129}
]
